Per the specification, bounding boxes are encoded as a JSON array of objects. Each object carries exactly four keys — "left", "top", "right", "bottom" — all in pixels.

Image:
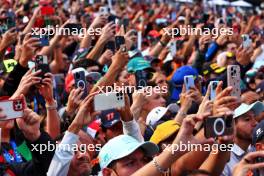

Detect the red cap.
[
  {"left": 65, "top": 72, "right": 74, "bottom": 93},
  {"left": 148, "top": 30, "right": 161, "bottom": 38}
]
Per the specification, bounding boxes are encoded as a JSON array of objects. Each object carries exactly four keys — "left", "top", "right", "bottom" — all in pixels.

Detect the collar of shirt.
[{"left": 232, "top": 144, "right": 249, "bottom": 157}]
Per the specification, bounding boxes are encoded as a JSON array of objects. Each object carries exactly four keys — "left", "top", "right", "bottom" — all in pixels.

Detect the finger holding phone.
[
  {"left": 68, "top": 93, "right": 99, "bottom": 134},
  {"left": 233, "top": 151, "right": 264, "bottom": 176},
  {"left": 11, "top": 68, "right": 42, "bottom": 99},
  {"left": 38, "top": 72, "right": 55, "bottom": 105},
  {"left": 19, "top": 33, "right": 41, "bottom": 67},
  {"left": 66, "top": 88, "right": 84, "bottom": 117},
  {"left": 16, "top": 108, "right": 41, "bottom": 142}
]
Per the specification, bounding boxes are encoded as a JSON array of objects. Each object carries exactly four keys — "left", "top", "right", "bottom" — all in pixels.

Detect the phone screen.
[{"left": 115, "top": 36, "right": 125, "bottom": 50}]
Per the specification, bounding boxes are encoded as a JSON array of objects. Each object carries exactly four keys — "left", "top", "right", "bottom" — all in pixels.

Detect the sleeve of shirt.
[
  {"left": 205, "top": 42, "right": 219, "bottom": 62},
  {"left": 122, "top": 119, "right": 144, "bottom": 142},
  {"left": 47, "top": 131, "right": 79, "bottom": 176}
]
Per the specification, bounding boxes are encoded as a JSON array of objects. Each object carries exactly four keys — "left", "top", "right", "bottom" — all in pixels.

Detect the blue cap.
[
  {"left": 253, "top": 120, "right": 264, "bottom": 145},
  {"left": 171, "top": 66, "right": 198, "bottom": 101},
  {"left": 127, "top": 57, "right": 151, "bottom": 73},
  {"left": 98, "top": 135, "right": 159, "bottom": 169},
  {"left": 100, "top": 109, "right": 121, "bottom": 128}
]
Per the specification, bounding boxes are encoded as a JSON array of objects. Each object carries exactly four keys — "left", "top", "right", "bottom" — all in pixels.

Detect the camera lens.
[
  {"left": 213, "top": 118, "right": 225, "bottom": 136},
  {"left": 77, "top": 80, "right": 85, "bottom": 90},
  {"left": 212, "top": 82, "right": 217, "bottom": 89}
]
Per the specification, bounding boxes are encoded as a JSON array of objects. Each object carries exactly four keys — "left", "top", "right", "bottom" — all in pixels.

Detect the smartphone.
[
  {"left": 135, "top": 70, "right": 148, "bottom": 89},
  {"left": 184, "top": 75, "right": 195, "bottom": 91},
  {"left": 122, "top": 18, "right": 129, "bottom": 32},
  {"left": 64, "top": 23, "right": 82, "bottom": 34},
  {"left": 32, "top": 35, "right": 49, "bottom": 46},
  {"left": 169, "top": 40, "right": 177, "bottom": 56},
  {"left": 105, "top": 40, "right": 115, "bottom": 53},
  {"left": 0, "top": 98, "right": 25, "bottom": 121},
  {"left": 227, "top": 65, "right": 241, "bottom": 98},
  {"left": 108, "top": 15, "right": 116, "bottom": 23},
  {"left": 204, "top": 115, "right": 233, "bottom": 138},
  {"left": 35, "top": 55, "right": 50, "bottom": 78},
  {"left": 73, "top": 71, "right": 88, "bottom": 99},
  {"left": 99, "top": 6, "right": 109, "bottom": 15},
  {"left": 40, "top": 6, "right": 55, "bottom": 16},
  {"left": 209, "top": 81, "right": 219, "bottom": 101},
  {"left": 241, "top": 34, "right": 252, "bottom": 48},
  {"left": 94, "top": 92, "right": 125, "bottom": 111},
  {"left": 115, "top": 36, "right": 125, "bottom": 50},
  {"left": 6, "top": 17, "right": 16, "bottom": 29}
]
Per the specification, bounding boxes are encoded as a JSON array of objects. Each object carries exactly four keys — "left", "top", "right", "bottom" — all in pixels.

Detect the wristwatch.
[{"left": 46, "top": 101, "right": 58, "bottom": 110}]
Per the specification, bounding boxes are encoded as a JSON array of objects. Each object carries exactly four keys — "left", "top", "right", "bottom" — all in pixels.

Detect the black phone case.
[
  {"left": 135, "top": 70, "right": 148, "bottom": 89},
  {"left": 35, "top": 56, "right": 50, "bottom": 78},
  {"left": 73, "top": 71, "right": 88, "bottom": 99},
  {"left": 115, "top": 36, "right": 125, "bottom": 50}
]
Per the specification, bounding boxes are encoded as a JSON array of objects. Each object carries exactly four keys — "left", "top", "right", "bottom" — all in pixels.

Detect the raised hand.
[
  {"left": 11, "top": 68, "right": 42, "bottom": 99},
  {"left": 16, "top": 107, "right": 41, "bottom": 142}
]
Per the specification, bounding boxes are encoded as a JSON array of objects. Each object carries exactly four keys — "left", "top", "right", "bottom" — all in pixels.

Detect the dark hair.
[{"left": 73, "top": 59, "right": 103, "bottom": 71}]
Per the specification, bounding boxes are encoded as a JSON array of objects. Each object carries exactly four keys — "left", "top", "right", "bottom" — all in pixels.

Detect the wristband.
[
  {"left": 152, "top": 156, "right": 169, "bottom": 174},
  {"left": 46, "top": 101, "right": 57, "bottom": 110}
]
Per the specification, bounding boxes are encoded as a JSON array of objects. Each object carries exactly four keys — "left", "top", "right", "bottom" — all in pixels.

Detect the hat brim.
[
  {"left": 234, "top": 101, "right": 264, "bottom": 119},
  {"left": 112, "top": 141, "right": 159, "bottom": 163}
]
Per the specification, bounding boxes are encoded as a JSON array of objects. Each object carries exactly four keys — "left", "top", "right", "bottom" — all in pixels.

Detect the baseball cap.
[
  {"left": 86, "top": 119, "right": 101, "bottom": 139},
  {"left": 233, "top": 101, "right": 264, "bottom": 119},
  {"left": 127, "top": 57, "right": 151, "bottom": 73},
  {"left": 146, "top": 103, "right": 179, "bottom": 126},
  {"left": 148, "top": 30, "right": 161, "bottom": 38},
  {"left": 253, "top": 120, "right": 264, "bottom": 145},
  {"left": 256, "top": 80, "right": 264, "bottom": 93},
  {"left": 202, "top": 63, "right": 226, "bottom": 76},
  {"left": 150, "top": 120, "right": 181, "bottom": 145},
  {"left": 100, "top": 109, "right": 121, "bottom": 128},
  {"left": 171, "top": 66, "right": 198, "bottom": 101},
  {"left": 98, "top": 135, "right": 159, "bottom": 170}
]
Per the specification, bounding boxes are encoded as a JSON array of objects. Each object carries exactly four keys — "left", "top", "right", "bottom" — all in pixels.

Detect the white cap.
[
  {"left": 234, "top": 101, "right": 264, "bottom": 119},
  {"left": 146, "top": 103, "right": 179, "bottom": 126}
]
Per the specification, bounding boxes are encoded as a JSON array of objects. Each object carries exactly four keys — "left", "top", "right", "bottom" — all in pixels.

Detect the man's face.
[
  {"left": 69, "top": 141, "right": 92, "bottom": 176},
  {"left": 235, "top": 111, "right": 258, "bottom": 142},
  {"left": 143, "top": 91, "right": 166, "bottom": 113},
  {"left": 105, "top": 122, "right": 123, "bottom": 141},
  {"left": 103, "top": 149, "right": 151, "bottom": 176}
]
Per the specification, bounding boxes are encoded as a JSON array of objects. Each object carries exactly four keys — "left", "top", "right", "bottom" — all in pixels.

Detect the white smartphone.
[
  {"left": 227, "top": 65, "right": 241, "bottom": 98},
  {"left": 99, "top": 6, "right": 109, "bottom": 15},
  {"left": 241, "top": 34, "right": 252, "bottom": 48},
  {"left": 209, "top": 81, "right": 219, "bottom": 100},
  {"left": 184, "top": 75, "right": 195, "bottom": 91},
  {"left": 169, "top": 40, "right": 177, "bottom": 57},
  {"left": 0, "top": 98, "right": 25, "bottom": 121},
  {"left": 137, "top": 31, "right": 142, "bottom": 51},
  {"left": 94, "top": 92, "right": 125, "bottom": 111}
]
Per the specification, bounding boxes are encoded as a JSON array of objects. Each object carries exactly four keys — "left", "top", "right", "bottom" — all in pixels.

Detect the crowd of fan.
[{"left": 0, "top": 0, "right": 264, "bottom": 175}]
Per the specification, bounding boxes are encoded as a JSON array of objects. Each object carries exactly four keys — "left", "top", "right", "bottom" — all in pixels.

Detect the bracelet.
[
  {"left": 159, "top": 40, "right": 166, "bottom": 47},
  {"left": 178, "top": 111, "right": 187, "bottom": 116},
  {"left": 152, "top": 156, "right": 169, "bottom": 174},
  {"left": 46, "top": 101, "right": 57, "bottom": 110}
]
